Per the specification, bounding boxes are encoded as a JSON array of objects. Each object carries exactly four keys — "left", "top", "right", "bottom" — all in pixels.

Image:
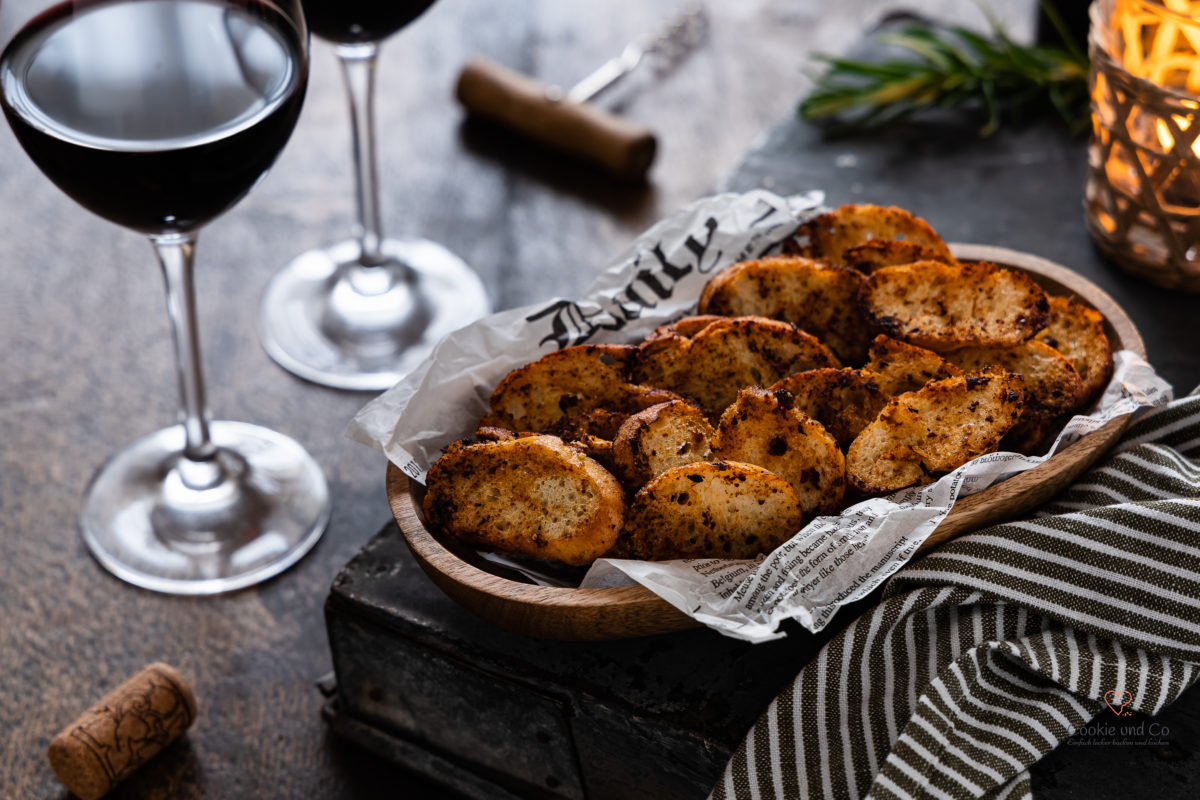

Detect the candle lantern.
[{"left": 1085, "top": 0, "right": 1200, "bottom": 289}]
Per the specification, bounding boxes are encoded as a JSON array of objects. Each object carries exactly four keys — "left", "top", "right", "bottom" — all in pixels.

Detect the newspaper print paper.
[{"left": 348, "top": 190, "right": 1173, "bottom": 643}]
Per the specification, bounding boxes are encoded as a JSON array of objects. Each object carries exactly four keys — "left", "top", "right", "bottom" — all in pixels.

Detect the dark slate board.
[{"left": 327, "top": 115, "right": 1200, "bottom": 799}]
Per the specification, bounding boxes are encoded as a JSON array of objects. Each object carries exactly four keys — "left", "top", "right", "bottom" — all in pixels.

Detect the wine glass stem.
[
  {"left": 151, "top": 233, "right": 219, "bottom": 480},
  {"left": 337, "top": 43, "right": 387, "bottom": 271}
]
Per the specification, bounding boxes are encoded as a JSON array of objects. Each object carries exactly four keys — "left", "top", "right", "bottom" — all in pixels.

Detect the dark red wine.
[
  {"left": 302, "top": 0, "right": 436, "bottom": 44},
  {"left": 0, "top": 0, "right": 307, "bottom": 234}
]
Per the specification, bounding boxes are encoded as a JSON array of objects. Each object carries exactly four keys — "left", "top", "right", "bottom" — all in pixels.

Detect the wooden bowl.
[{"left": 387, "top": 244, "right": 1145, "bottom": 641}]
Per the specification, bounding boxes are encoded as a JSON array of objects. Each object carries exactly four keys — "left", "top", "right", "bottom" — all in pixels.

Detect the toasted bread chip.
[
  {"left": 634, "top": 316, "right": 839, "bottom": 412},
  {"left": 619, "top": 461, "right": 805, "bottom": 560},
  {"left": 474, "top": 426, "right": 519, "bottom": 443},
  {"left": 842, "top": 239, "right": 957, "bottom": 273},
  {"left": 846, "top": 371, "right": 1025, "bottom": 494},
  {"left": 698, "top": 256, "right": 870, "bottom": 363},
  {"left": 786, "top": 204, "right": 953, "bottom": 265},
  {"left": 612, "top": 400, "right": 715, "bottom": 489},
  {"left": 1034, "top": 296, "right": 1113, "bottom": 404},
  {"left": 713, "top": 387, "right": 846, "bottom": 514},
  {"left": 424, "top": 435, "right": 624, "bottom": 566},
  {"left": 548, "top": 408, "right": 630, "bottom": 442},
  {"left": 769, "top": 368, "right": 889, "bottom": 448},
  {"left": 860, "top": 261, "right": 1049, "bottom": 351},
  {"left": 863, "top": 335, "right": 963, "bottom": 396},
  {"left": 567, "top": 434, "right": 617, "bottom": 470},
  {"left": 943, "top": 340, "right": 1084, "bottom": 418},
  {"left": 487, "top": 344, "right": 677, "bottom": 432},
  {"left": 1000, "top": 411, "right": 1061, "bottom": 455}
]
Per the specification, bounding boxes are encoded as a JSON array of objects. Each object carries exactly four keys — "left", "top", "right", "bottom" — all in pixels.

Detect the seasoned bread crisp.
[
  {"left": 633, "top": 316, "right": 839, "bottom": 413},
  {"left": 713, "top": 387, "right": 845, "bottom": 515},
  {"left": 846, "top": 371, "right": 1025, "bottom": 494},
  {"left": 942, "top": 340, "right": 1084, "bottom": 418},
  {"left": 423, "top": 435, "right": 624, "bottom": 566},
  {"left": 619, "top": 461, "right": 805, "bottom": 560},
  {"left": 769, "top": 368, "right": 889, "bottom": 448},
  {"left": 842, "top": 239, "right": 957, "bottom": 273},
  {"left": 612, "top": 400, "right": 715, "bottom": 489},
  {"left": 1034, "top": 296, "right": 1113, "bottom": 404},
  {"left": 697, "top": 256, "right": 870, "bottom": 364},
  {"left": 548, "top": 408, "right": 630, "bottom": 442},
  {"left": 863, "top": 335, "right": 963, "bottom": 396},
  {"left": 785, "top": 204, "right": 953, "bottom": 265},
  {"left": 486, "top": 344, "right": 677, "bottom": 432},
  {"left": 859, "top": 261, "right": 1049, "bottom": 352}
]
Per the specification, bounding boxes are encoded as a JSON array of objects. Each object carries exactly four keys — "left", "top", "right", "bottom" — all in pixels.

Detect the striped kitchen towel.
[{"left": 711, "top": 391, "right": 1200, "bottom": 800}]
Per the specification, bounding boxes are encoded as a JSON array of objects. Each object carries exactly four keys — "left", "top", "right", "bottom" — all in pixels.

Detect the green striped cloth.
[{"left": 711, "top": 391, "right": 1200, "bottom": 800}]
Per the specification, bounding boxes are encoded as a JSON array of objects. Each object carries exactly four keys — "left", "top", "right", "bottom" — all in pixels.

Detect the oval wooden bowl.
[{"left": 388, "top": 244, "right": 1145, "bottom": 641}]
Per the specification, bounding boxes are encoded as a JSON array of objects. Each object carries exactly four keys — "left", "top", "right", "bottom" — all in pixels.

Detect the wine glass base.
[
  {"left": 80, "top": 421, "right": 331, "bottom": 595},
  {"left": 258, "top": 237, "right": 490, "bottom": 391}
]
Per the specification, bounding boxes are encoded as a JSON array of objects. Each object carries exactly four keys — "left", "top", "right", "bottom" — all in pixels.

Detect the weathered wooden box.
[{"left": 324, "top": 522, "right": 844, "bottom": 799}]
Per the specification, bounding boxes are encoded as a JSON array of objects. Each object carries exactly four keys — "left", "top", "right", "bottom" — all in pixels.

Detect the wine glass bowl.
[
  {"left": 0, "top": 0, "right": 330, "bottom": 594},
  {"left": 258, "top": 0, "right": 489, "bottom": 391}
]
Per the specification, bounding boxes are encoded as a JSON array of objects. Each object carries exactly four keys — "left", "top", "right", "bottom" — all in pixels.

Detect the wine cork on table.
[
  {"left": 48, "top": 662, "right": 197, "bottom": 800},
  {"left": 456, "top": 57, "right": 658, "bottom": 182}
]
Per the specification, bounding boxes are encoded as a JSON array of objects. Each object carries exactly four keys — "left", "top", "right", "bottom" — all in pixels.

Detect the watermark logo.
[{"left": 1103, "top": 689, "right": 1133, "bottom": 717}]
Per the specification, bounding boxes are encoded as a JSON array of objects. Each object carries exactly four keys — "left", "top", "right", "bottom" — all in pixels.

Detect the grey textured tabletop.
[{"left": 3, "top": 1, "right": 1194, "bottom": 798}]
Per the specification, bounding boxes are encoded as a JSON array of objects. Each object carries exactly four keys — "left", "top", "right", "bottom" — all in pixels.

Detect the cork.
[
  {"left": 48, "top": 662, "right": 197, "bottom": 800},
  {"left": 455, "top": 57, "right": 658, "bottom": 182}
]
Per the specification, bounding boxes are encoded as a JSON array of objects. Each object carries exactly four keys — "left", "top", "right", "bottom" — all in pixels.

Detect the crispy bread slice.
[
  {"left": 785, "top": 204, "right": 953, "bottom": 265},
  {"left": 842, "top": 239, "right": 957, "bottom": 273},
  {"left": 697, "top": 256, "right": 870, "bottom": 364},
  {"left": 486, "top": 344, "right": 677, "bottom": 432},
  {"left": 547, "top": 408, "right": 631, "bottom": 442},
  {"left": 619, "top": 461, "right": 805, "bottom": 560},
  {"left": 612, "top": 400, "right": 715, "bottom": 489},
  {"left": 846, "top": 371, "right": 1025, "bottom": 494},
  {"left": 423, "top": 435, "right": 624, "bottom": 566},
  {"left": 942, "top": 340, "right": 1084, "bottom": 418},
  {"left": 863, "top": 335, "right": 963, "bottom": 396},
  {"left": 713, "top": 387, "right": 846, "bottom": 515},
  {"left": 1034, "top": 296, "right": 1113, "bottom": 404},
  {"left": 633, "top": 316, "right": 839, "bottom": 413},
  {"left": 769, "top": 368, "right": 889, "bottom": 448},
  {"left": 859, "top": 261, "right": 1049, "bottom": 352}
]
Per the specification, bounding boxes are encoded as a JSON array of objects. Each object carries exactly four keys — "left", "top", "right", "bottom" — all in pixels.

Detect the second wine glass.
[{"left": 259, "top": 0, "right": 489, "bottom": 391}]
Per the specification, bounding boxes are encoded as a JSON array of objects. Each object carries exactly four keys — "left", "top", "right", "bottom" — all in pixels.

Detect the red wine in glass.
[
  {"left": 302, "top": 0, "right": 437, "bottom": 44},
  {"left": 1, "top": 0, "right": 307, "bottom": 233},
  {"left": 0, "top": 0, "right": 330, "bottom": 595}
]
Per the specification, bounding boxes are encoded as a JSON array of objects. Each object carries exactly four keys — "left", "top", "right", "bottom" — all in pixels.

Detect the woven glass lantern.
[{"left": 1085, "top": 0, "right": 1200, "bottom": 289}]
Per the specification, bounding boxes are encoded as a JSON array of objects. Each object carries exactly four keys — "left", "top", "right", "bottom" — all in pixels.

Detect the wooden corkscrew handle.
[{"left": 455, "top": 57, "right": 657, "bottom": 182}]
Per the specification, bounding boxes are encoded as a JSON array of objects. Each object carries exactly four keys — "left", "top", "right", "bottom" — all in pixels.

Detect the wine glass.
[
  {"left": 0, "top": 0, "right": 330, "bottom": 594},
  {"left": 257, "top": 0, "right": 489, "bottom": 391}
]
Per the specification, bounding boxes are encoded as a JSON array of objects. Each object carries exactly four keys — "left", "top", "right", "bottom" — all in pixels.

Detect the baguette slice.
[
  {"left": 785, "top": 204, "right": 952, "bottom": 265},
  {"left": 846, "top": 371, "right": 1025, "bottom": 494},
  {"left": 859, "top": 261, "right": 1050, "bottom": 351},
  {"left": 619, "top": 461, "right": 805, "bottom": 560},
  {"left": 633, "top": 315, "right": 839, "bottom": 413},
  {"left": 423, "top": 435, "right": 624, "bottom": 566},
  {"left": 769, "top": 368, "right": 889, "bottom": 448},
  {"left": 697, "top": 256, "right": 870, "bottom": 363},
  {"left": 713, "top": 387, "right": 845, "bottom": 515},
  {"left": 612, "top": 400, "right": 715, "bottom": 489},
  {"left": 1034, "top": 295, "right": 1113, "bottom": 404},
  {"left": 486, "top": 344, "right": 677, "bottom": 432},
  {"left": 842, "top": 239, "right": 957, "bottom": 273},
  {"left": 942, "top": 340, "right": 1084, "bottom": 418},
  {"left": 863, "top": 335, "right": 963, "bottom": 397}
]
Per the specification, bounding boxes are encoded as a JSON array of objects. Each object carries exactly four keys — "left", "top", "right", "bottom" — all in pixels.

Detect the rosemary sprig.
[{"left": 799, "top": 9, "right": 1090, "bottom": 136}]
